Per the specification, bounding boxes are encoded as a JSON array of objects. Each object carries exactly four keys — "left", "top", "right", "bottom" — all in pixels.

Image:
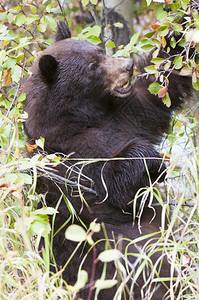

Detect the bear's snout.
[{"left": 104, "top": 57, "right": 134, "bottom": 98}]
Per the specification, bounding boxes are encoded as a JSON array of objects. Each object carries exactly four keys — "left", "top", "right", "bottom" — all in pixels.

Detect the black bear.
[{"left": 23, "top": 5, "right": 197, "bottom": 299}]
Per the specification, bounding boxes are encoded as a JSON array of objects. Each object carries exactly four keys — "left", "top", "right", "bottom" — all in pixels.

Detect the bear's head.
[
  {"left": 24, "top": 21, "right": 134, "bottom": 148},
  {"left": 28, "top": 20, "right": 134, "bottom": 98},
  {"left": 44, "top": 21, "right": 133, "bottom": 97}
]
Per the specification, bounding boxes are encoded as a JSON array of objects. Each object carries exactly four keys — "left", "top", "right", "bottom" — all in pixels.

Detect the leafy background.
[{"left": 0, "top": 0, "right": 199, "bottom": 298}]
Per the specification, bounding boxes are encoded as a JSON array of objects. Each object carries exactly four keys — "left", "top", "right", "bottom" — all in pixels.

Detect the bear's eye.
[{"left": 88, "top": 62, "right": 98, "bottom": 71}]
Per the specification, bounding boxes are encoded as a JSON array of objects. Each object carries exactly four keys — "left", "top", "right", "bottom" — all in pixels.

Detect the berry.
[{"left": 163, "top": 7, "right": 172, "bottom": 12}]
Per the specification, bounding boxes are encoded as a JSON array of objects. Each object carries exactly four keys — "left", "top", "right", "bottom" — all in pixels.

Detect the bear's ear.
[
  {"left": 39, "top": 54, "right": 58, "bottom": 83},
  {"left": 55, "top": 20, "right": 71, "bottom": 41}
]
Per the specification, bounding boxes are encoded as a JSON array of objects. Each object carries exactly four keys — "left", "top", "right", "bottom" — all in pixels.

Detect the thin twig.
[
  {"left": 37, "top": 167, "right": 97, "bottom": 195},
  {"left": 57, "top": 0, "right": 69, "bottom": 25},
  {"left": 152, "top": 201, "right": 196, "bottom": 207}
]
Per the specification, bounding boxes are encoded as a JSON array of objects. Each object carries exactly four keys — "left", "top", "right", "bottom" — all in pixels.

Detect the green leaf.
[
  {"left": 37, "top": 24, "right": 47, "bottom": 33},
  {"left": 15, "top": 14, "right": 26, "bottom": 27},
  {"left": 5, "top": 173, "right": 18, "bottom": 185},
  {"left": 73, "top": 270, "right": 88, "bottom": 290},
  {"left": 106, "top": 41, "right": 116, "bottom": 49},
  {"left": 26, "top": 15, "right": 39, "bottom": 25},
  {"left": 26, "top": 56, "right": 35, "bottom": 63},
  {"left": 152, "top": 48, "right": 160, "bottom": 59},
  {"left": 95, "top": 279, "right": 118, "bottom": 289},
  {"left": 0, "top": 24, "right": 7, "bottom": 33},
  {"left": 7, "top": 37, "right": 30, "bottom": 53},
  {"left": 87, "top": 35, "right": 101, "bottom": 45},
  {"left": 141, "top": 44, "right": 155, "bottom": 51},
  {"left": 5, "top": 57, "right": 16, "bottom": 69},
  {"left": 192, "top": 78, "right": 199, "bottom": 91},
  {"left": 170, "top": 36, "right": 176, "bottom": 48},
  {"left": 19, "top": 160, "right": 32, "bottom": 171},
  {"left": 7, "top": 13, "right": 14, "bottom": 23},
  {"left": 19, "top": 173, "right": 32, "bottom": 185},
  {"left": 18, "top": 93, "right": 26, "bottom": 103},
  {"left": 151, "top": 58, "right": 166, "bottom": 64},
  {"left": 43, "top": 15, "right": 57, "bottom": 30},
  {"left": 148, "top": 82, "right": 162, "bottom": 95},
  {"left": 173, "top": 23, "right": 183, "bottom": 32},
  {"left": 144, "top": 31, "right": 155, "bottom": 38},
  {"left": 154, "top": 5, "right": 167, "bottom": 20},
  {"left": 36, "top": 136, "right": 45, "bottom": 149},
  {"left": 173, "top": 56, "right": 183, "bottom": 69},
  {"left": 65, "top": 225, "right": 87, "bottom": 242},
  {"left": 0, "top": 11, "right": 7, "bottom": 21},
  {"left": 30, "top": 220, "right": 51, "bottom": 236},
  {"left": 90, "top": 0, "right": 98, "bottom": 4},
  {"left": 11, "top": 65, "right": 21, "bottom": 83},
  {"left": 29, "top": 4, "right": 37, "bottom": 14},
  {"left": 129, "top": 32, "right": 140, "bottom": 46},
  {"left": 98, "top": 249, "right": 120, "bottom": 262},
  {"left": 178, "top": 38, "right": 187, "bottom": 48},
  {"left": 156, "top": 26, "right": 169, "bottom": 36},
  {"left": 89, "top": 220, "right": 101, "bottom": 232},
  {"left": 164, "top": 61, "right": 171, "bottom": 70},
  {"left": 46, "top": 3, "right": 52, "bottom": 13},
  {"left": 162, "top": 92, "right": 171, "bottom": 107},
  {"left": 16, "top": 53, "right": 24, "bottom": 63},
  {"left": 82, "top": 0, "right": 89, "bottom": 6},
  {"left": 89, "top": 25, "right": 101, "bottom": 37},
  {"left": 114, "top": 22, "right": 123, "bottom": 28},
  {"left": 151, "top": 38, "right": 161, "bottom": 46},
  {"left": 144, "top": 65, "right": 158, "bottom": 74},
  {"left": 0, "top": 30, "right": 17, "bottom": 41}
]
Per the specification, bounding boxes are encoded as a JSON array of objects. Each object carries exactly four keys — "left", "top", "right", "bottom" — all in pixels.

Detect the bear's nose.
[{"left": 126, "top": 59, "right": 134, "bottom": 75}]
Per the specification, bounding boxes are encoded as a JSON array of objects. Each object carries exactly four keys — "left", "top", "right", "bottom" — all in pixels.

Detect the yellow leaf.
[
  {"left": 161, "top": 36, "right": 166, "bottom": 48},
  {"left": 2, "top": 40, "right": 9, "bottom": 47},
  {"left": 26, "top": 143, "right": 38, "bottom": 153},
  {"left": 3, "top": 68, "right": 12, "bottom": 86}
]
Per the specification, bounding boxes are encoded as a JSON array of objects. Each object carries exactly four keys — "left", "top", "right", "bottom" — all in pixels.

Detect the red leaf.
[{"left": 158, "top": 87, "right": 168, "bottom": 98}]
